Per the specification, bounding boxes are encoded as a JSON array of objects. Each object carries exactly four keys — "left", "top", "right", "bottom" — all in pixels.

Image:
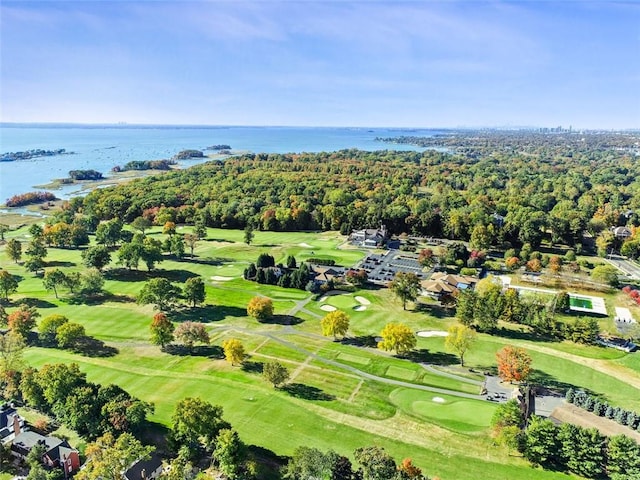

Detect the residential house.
[
  {"left": 11, "top": 431, "right": 81, "bottom": 475},
  {"left": 351, "top": 225, "right": 388, "bottom": 248},
  {"left": 421, "top": 272, "right": 478, "bottom": 300},
  {"left": 124, "top": 453, "right": 164, "bottom": 480},
  {"left": 611, "top": 226, "right": 632, "bottom": 239},
  {"left": 0, "top": 403, "right": 24, "bottom": 445}
]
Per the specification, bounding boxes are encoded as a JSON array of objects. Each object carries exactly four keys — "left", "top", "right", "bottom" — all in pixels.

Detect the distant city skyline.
[{"left": 1, "top": 1, "right": 639, "bottom": 129}]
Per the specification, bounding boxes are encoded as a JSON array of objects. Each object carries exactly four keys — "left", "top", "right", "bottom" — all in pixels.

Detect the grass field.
[{"left": 2, "top": 224, "right": 640, "bottom": 479}]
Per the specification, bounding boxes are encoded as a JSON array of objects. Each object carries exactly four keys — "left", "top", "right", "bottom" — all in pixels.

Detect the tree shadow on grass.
[
  {"left": 170, "top": 305, "right": 247, "bottom": 323},
  {"left": 105, "top": 268, "right": 199, "bottom": 283},
  {"left": 16, "top": 297, "right": 57, "bottom": 308},
  {"left": 246, "top": 445, "right": 287, "bottom": 476},
  {"left": 259, "top": 314, "right": 302, "bottom": 326},
  {"left": 416, "top": 303, "right": 456, "bottom": 319},
  {"left": 164, "top": 344, "right": 224, "bottom": 359},
  {"left": 341, "top": 335, "right": 378, "bottom": 348},
  {"left": 527, "top": 369, "right": 596, "bottom": 398},
  {"left": 241, "top": 361, "right": 264, "bottom": 374},
  {"left": 45, "top": 260, "right": 76, "bottom": 268},
  {"left": 494, "top": 327, "right": 560, "bottom": 344},
  {"left": 72, "top": 336, "right": 119, "bottom": 357},
  {"left": 400, "top": 349, "right": 460, "bottom": 366},
  {"left": 282, "top": 383, "right": 335, "bottom": 401},
  {"left": 185, "top": 256, "right": 233, "bottom": 266}
]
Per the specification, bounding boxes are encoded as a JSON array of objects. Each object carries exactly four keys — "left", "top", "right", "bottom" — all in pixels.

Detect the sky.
[{"left": 1, "top": 0, "right": 639, "bottom": 129}]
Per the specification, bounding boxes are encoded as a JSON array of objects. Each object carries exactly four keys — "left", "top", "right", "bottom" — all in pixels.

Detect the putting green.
[{"left": 390, "top": 388, "right": 496, "bottom": 433}]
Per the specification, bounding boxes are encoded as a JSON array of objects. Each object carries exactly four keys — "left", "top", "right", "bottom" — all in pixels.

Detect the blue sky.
[{"left": 1, "top": 1, "right": 639, "bottom": 128}]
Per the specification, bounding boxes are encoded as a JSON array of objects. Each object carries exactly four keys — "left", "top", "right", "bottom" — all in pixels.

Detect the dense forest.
[{"left": 76, "top": 132, "right": 640, "bottom": 250}]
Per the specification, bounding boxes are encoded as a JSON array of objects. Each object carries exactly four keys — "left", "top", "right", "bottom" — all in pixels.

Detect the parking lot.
[{"left": 356, "top": 250, "right": 429, "bottom": 284}]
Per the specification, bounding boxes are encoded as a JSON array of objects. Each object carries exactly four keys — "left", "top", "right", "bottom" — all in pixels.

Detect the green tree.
[
  {"left": 42, "top": 268, "right": 67, "bottom": 299},
  {"left": 491, "top": 399, "right": 524, "bottom": 433},
  {"left": 82, "top": 245, "right": 112, "bottom": 271},
  {"left": 131, "top": 216, "right": 152, "bottom": 234},
  {"left": 174, "top": 321, "right": 210, "bottom": 347},
  {"left": 262, "top": 360, "right": 289, "bottom": 388},
  {"left": 38, "top": 314, "right": 69, "bottom": 345},
  {"left": 321, "top": 310, "right": 350, "bottom": 340},
  {"left": 244, "top": 225, "right": 255, "bottom": 245},
  {"left": 222, "top": 339, "right": 245, "bottom": 366},
  {"left": 607, "top": 434, "right": 640, "bottom": 477},
  {"left": 37, "top": 362, "right": 86, "bottom": 407},
  {"left": 0, "top": 331, "right": 26, "bottom": 387},
  {"left": 6, "top": 238, "right": 22, "bottom": 263},
  {"left": 150, "top": 312, "right": 174, "bottom": 349},
  {"left": 183, "top": 276, "right": 206, "bottom": 307},
  {"left": 138, "top": 278, "right": 181, "bottom": 310},
  {"left": 286, "top": 255, "right": 297, "bottom": 269},
  {"left": 170, "top": 234, "right": 185, "bottom": 258},
  {"left": 0, "top": 224, "right": 8, "bottom": 241},
  {"left": 24, "top": 237, "right": 47, "bottom": 275},
  {"left": 591, "top": 264, "right": 619, "bottom": 287},
  {"left": 0, "top": 270, "right": 18, "bottom": 300},
  {"left": 445, "top": 324, "right": 477, "bottom": 366},
  {"left": 378, "top": 322, "right": 416, "bottom": 355},
  {"left": 354, "top": 446, "right": 397, "bottom": 480},
  {"left": 76, "top": 432, "right": 154, "bottom": 480},
  {"left": 524, "top": 416, "right": 559, "bottom": 467},
  {"left": 56, "top": 322, "right": 86, "bottom": 348},
  {"left": 247, "top": 296, "right": 274, "bottom": 321},
  {"left": 184, "top": 233, "right": 199, "bottom": 258},
  {"left": 96, "top": 219, "right": 124, "bottom": 247},
  {"left": 171, "top": 397, "right": 229, "bottom": 456},
  {"left": 213, "top": 428, "right": 245, "bottom": 479},
  {"left": 79, "top": 268, "right": 105, "bottom": 296},
  {"left": 284, "top": 446, "right": 338, "bottom": 480},
  {"left": 389, "top": 272, "right": 420, "bottom": 310}
]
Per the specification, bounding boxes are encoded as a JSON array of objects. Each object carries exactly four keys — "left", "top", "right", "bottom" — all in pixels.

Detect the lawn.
[{"left": 2, "top": 225, "right": 637, "bottom": 480}]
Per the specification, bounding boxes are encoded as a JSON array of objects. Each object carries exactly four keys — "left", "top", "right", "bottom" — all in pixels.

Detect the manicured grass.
[
  {"left": 2, "top": 226, "right": 638, "bottom": 480},
  {"left": 389, "top": 388, "right": 497, "bottom": 433}
]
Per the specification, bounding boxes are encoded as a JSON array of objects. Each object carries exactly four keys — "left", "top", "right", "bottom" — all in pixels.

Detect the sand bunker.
[
  {"left": 354, "top": 296, "right": 371, "bottom": 305},
  {"left": 417, "top": 330, "right": 449, "bottom": 338},
  {"left": 318, "top": 295, "right": 328, "bottom": 302},
  {"left": 353, "top": 305, "right": 367, "bottom": 311},
  {"left": 320, "top": 305, "right": 337, "bottom": 312},
  {"left": 432, "top": 397, "right": 446, "bottom": 403},
  {"left": 298, "top": 242, "right": 313, "bottom": 248},
  {"left": 210, "top": 276, "right": 234, "bottom": 281}
]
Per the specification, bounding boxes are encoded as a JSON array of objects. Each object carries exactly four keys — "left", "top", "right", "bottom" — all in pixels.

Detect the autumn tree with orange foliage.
[{"left": 496, "top": 345, "right": 532, "bottom": 383}]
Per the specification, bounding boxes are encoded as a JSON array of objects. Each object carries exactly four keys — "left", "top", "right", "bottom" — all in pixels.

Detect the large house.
[
  {"left": 0, "top": 403, "right": 24, "bottom": 445},
  {"left": 421, "top": 272, "right": 478, "bottom": 300},
  {"left": 311, "top": 265, "right": 345, "bottom": 285},
  {"left": 611, "top": 226, "right": 633, "bottom": 239},
  {"left": 124, "top": 453, "right": 164, "bottom": 480},
  {"left": 351, "top": 225, "right": 388, "bottom": 248},
  {"left": 11, "top": 431, "right": 81, "bottom": 475}
]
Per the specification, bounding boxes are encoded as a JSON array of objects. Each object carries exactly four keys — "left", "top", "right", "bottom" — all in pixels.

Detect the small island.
[
  {"left": 112, "top": 159, "right": 176, "bottom": 172},
  {"left": 206, "top": 144, "right": 232, "bottom": 150},
  {"left": 5, "top": 190, "right": 57, "bottom": 207},
  {"left": 68, "top": 169, "right": 104, "bottom": 181},
  {"left": 0, "top": 148, "right": 73, "bottom": 162},
  {"left": 172, "top": 149, "right": 204, "bottom": 160}
]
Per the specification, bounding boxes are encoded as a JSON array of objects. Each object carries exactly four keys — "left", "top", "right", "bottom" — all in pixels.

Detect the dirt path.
[{"left": 551, "top": 403, "right": 640, "bottom": 442}]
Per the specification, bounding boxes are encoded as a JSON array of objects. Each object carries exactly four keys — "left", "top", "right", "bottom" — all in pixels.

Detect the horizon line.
[{"left": 1, "top": 121, "right": 638, "bottom": 132}]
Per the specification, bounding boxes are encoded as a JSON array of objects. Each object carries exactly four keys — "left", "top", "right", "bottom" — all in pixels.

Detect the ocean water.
[{"left": 0, "top": 124, "right": 434, "bottom": 203}]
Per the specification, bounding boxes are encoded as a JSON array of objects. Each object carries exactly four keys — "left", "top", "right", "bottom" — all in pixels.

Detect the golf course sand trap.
[
  {"left": 417, "top": 330, "right": 449, "bottom": 337},
  {"left": 354, "top": 296, "right": 371, "bottom": 305},
  {"left": 353, "top": 305, "right": 367, "bottom": 311},
  {"left": 432, "top": 397, "right": 446, "bottom": 403},
  {"left": 318, "top": 295, "right": 328, "bottom": 302},
  {"left": 320, "top": 305, "right": 337, "bottom": 312},
  {"left": 210, "top": 276, "right": 234, "bottom": 281},
  {"left": 298, "top": 242, "right": 313, "bottom": 248}
]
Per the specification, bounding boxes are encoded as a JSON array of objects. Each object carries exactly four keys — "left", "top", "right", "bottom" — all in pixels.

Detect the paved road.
[{"left": 606, "top": 255, "right": 640, "bottom": 280}]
